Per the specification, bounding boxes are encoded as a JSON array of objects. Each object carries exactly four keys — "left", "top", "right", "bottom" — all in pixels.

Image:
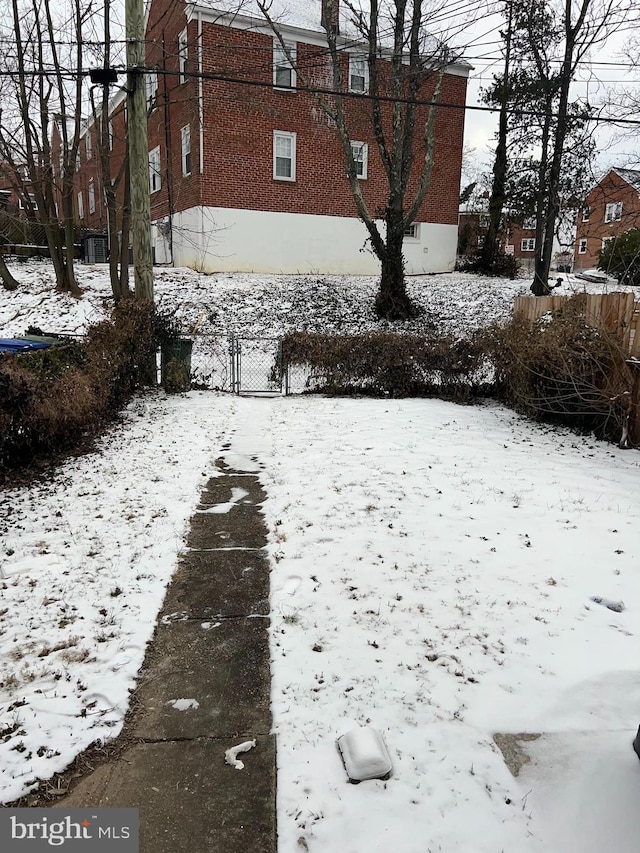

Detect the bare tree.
[
  {"left": 0, "top": 0, "right": 95, "bottom": 295},
  {"left": 485, "top": 0, "right": 635, "bottom": 294},
  {"left": 258, "top": 0, "right": 459, "bottom": 320}
]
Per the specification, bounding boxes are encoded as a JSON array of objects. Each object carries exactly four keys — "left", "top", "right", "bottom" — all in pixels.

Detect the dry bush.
[
  {"left": 281, "top": 330, "right": 489, "bottom": 401},
  {"left": 0, "top": 300, "right": 172, "bottom": 473},
  {"left": 486, "top": 297, "right": 636, "bottom": 445}
]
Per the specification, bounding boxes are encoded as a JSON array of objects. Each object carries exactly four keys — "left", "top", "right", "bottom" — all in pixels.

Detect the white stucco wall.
[{"left": 164, "top": 206, "right": 458, "bottom": 276}]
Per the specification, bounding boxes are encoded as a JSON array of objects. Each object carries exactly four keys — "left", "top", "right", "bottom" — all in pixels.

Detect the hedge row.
[
  {"left": 281, "top": 330, "right": 490, "bottom": 402},
  {"left": 281, "top": 297, "right": 637, "bottom": 446}
]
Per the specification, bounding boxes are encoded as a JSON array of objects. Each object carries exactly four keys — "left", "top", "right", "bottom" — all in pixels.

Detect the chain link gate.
[{"left": 230, "top": 335, "right": 284, "bottom": 395}]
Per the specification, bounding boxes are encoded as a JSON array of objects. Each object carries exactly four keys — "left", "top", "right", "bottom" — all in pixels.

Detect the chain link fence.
[{"left": 190, "top": 334, "right": 310, "bottom": 394}]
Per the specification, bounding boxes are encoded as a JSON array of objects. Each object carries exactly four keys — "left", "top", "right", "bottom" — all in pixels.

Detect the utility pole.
[{"left": 125, "top": 0, "right": 153, "bottom": 301}]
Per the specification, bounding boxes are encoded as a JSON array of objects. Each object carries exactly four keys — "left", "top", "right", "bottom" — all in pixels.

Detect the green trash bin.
[{"left": 161, "top": 338, "right": 193, "bottom": 393}]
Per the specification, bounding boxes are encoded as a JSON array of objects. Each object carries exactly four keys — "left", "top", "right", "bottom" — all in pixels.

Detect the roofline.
[
  {"left": 587, "top": 167, "right": 640, "bottom": 197},
  {"left": 187, "top": 3, "right": 471, "bottom": 78}
]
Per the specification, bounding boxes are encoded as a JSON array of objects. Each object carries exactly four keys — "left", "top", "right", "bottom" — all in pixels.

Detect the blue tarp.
[{"left": 0, "top": 338, "right": 52, "bottom": 354}]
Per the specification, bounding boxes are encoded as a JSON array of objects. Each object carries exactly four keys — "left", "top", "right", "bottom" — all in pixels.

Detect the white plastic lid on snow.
[{"left": 337, "top": 726, "right": 392, "bottom": 782}]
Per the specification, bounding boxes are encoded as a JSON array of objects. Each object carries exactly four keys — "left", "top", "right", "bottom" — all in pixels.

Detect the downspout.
[
  {"left": 198, "top": 7, "right": 205, "bottom": 269},
  {"left": 162, "top": 29, "right": 174, "bottom": 264}
]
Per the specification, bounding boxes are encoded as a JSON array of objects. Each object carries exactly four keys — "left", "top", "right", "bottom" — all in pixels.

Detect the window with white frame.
[
  {"left": 523, "top": 216, "right": 535, "bottom": 229},
  {"left": 75, "top": 152, "right": 81, "bottom": 172},
  {"left": 350, "top": 141, "right": 368, "bottom": 179},
  {"left": 273, "top": 131, "right": 296, "bottom": 181},
  {"left": 149, "top": 146, "right": 161, "bottom": 193},
  {"left": 521, "top": 237, "right": 535, "bottom": 251},
  {"left": 85, "top": 132, "right": 92, "bottom": 159},
  {"left": 146, "top": 71, "right": 158, "bottom": 108},
  {"left": 404, "top": 222, "right": 419, "bottom": 239},
  {"left": 602, "top": 236, "right": 614, "bottom": 250},
  {"left": 179, "top": 29, "right": 188, "bottom": 84},
  {"left": 605, "top": 201, "right": 622, "bottom": 223},
  {"left": 273, "top": 40, "right": 296, "bottom": 89},
  {"left": 582, "top": 206, "right": 590, "bottom": 222},
  {"left": 77, "top": 191, "right": 84, "bottom": 219},
  {"left": 88, "top": 179, "right": 95, "bottom": 214},
  {"left": 18, "top": 193, "right": 37, "bottom": 211},
  {"left": 108, "top": 120, "right": 114, "bottom": 151},
  {"left": 349, "top": 54, "right": 369, "bottom": 93},
  {"left": 578, "top": 238, "right": 587, "bottom": 254},
  {"left": 181, "top": 125, "right": 191, "bottom": 176}
]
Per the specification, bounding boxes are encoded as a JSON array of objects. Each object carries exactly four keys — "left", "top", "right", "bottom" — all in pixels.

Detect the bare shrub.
[
  {"left": 281, "top": 331, "right": 488, "bottom": 401},
  {"left": 0, "top": 301, "right": 178, "bottom": 473},
  {"left": 486, "top": 297, "right": 636, "bottom": 445}
]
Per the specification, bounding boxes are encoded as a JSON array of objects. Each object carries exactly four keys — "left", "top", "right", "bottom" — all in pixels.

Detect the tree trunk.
[
  {"left": 531, "top": 108, "right": 553, "bottom": 295},
  {"left": 481, "top": 1, "right": 512, "bottom": 273},
  {"left": 375, "top": 220, "right": 414, "bottom": 320},
  {"left": 0, "top": 253, "right": 20, "bottom": 290}
]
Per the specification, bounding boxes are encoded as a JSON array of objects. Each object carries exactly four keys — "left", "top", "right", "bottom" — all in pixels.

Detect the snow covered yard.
[
  {"left": 0, "top": 392, "right": 238, "bottom": 803},
  {"left": 2, "top": 263, "right": 640, "bottom": 849},
  {"left": 230, "top": 396, "right": 640, "bottom": 853}
]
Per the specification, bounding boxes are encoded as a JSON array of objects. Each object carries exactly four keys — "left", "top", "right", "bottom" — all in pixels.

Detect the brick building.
[
  {"left": 73, "top": 0, "right": 469, "bottom": 274},
  {"left": 574, "top": 168, "right": 640, "bottom": 272},
  {"left": 0, "top": 162, "right": 49, "bottom": 251},
  {"left": 458, "top": 207, "right": 538, "bottom": 266}
]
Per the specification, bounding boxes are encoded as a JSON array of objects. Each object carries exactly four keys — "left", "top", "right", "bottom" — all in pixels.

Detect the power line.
[
  {"left": 1, "top": 61, "right": 638, "bottom": 126},
  {"left": 139, "top": 65, "right": 640, "bottom": 127}
]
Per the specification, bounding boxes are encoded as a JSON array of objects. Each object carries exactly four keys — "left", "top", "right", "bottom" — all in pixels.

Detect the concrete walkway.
[{"left": 57, "top": 451, "right": 276, "bottom": 852}]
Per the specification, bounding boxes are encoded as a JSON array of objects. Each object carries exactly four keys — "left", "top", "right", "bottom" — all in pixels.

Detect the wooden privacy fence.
[{"left": 513, "top": 292, "right": 640, "bottom": 357}]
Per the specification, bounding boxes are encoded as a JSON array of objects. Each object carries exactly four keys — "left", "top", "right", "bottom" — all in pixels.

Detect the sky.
[
  {"left": 1, "top": 263, "right": 640, "bottom": 851},
  {"left": 450, "top": 3, "right": 640, "bottom": 179}
]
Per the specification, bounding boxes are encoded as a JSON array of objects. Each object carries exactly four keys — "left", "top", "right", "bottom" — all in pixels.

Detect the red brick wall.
[
  {"left": 574, "top": 171, "right": 640, "bottom": 270},
  {"left": 198, "top": 21, "right": 467, "bottom": 224},
  {"left": 72, "top": 0, "right": 468, "bottom": 234},
  {"left": 145, "top": 2, "right": 199, "bottom": 225}
]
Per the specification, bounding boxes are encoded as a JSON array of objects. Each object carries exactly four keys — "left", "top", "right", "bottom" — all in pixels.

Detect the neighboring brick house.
[
  {"left": 73, "top": 0, "right": 469, "bottom": 274},
  {"left": 458, "top": 205, "right": 537, "bottom": 266},
  {"left": 574, "top": 168, "right": 640, "bottom": 272},
  {"left": 0, "top": 163, "right": 48, "bottom": 250},
  {"left": 51, "top": 97, "right": 127, "bottom": 246}
]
